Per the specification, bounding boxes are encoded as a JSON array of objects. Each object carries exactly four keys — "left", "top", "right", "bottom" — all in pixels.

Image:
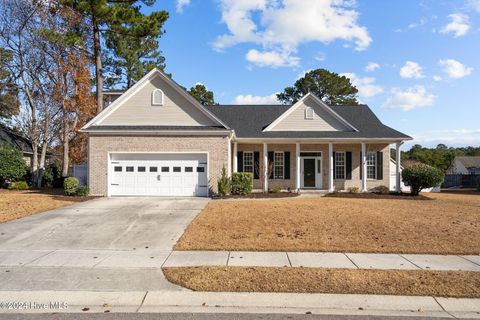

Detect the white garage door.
[{"left": 109, "top": 153, "right": 208, "bottom": 197}]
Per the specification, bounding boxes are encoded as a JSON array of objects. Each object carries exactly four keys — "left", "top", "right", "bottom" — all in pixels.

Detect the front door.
[{"left": 303, "top": 158, "right": 316, "bottom": 187}]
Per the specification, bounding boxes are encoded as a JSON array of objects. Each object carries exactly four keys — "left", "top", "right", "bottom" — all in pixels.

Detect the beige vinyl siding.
[
  {"left": 100, "top": 76, "right": 217, "bottom": 126},
  {"left": 270, "top": 96, "right": 351, "bottom": 131}
]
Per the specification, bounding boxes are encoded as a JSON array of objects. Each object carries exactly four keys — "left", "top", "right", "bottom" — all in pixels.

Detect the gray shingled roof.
[
  {"left": 0, "top": 124, "right": 33, "bottom": 153},
  {"left": 206, "top": 104, "right": 411, "bottom": 140},
  {"left": 455, "top": 156, "right": 480, "bottom": 168}
]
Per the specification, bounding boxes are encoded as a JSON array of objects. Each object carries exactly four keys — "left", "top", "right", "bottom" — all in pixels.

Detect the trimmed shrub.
[
  {"left": 76, "top": 185, "right": 89, "bottom": 196},
  {"left": 231, "top": 172, "right": 253, "bottom": 195},
  {"left": 402, "top": 163, "right": 444, "bottom": 196},
  {"left": 42, "top": 162, "right": 63, "bottom": 188},
  {"left": 0, "top": 147, "right": 27, "bottom": 185},
  {"left": 217, "top": 166, "right": 231, "bottom": 196},
  {"left": 63, "top": 177, "right": 79, "bottom": 196},
  {"left": 8, "top": 181, "right": 29, "bottom": 190},
  {"left": 347, "top": 186, "right": 359, "bottom": 194},
  {"left": 271, "top": 186, "right": 281, "bottom": 193},
  {"left": 476, "top": 176, "right": 480, "bottom": 192},
  {"left": 376, "top": 185, "right": 390, "bottom": 194}
]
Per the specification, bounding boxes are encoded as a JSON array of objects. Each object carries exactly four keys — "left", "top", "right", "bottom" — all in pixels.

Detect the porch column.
[
  {"left": 263, "top": 143, "right": 268, "bottom": 192},
  {"left": 396, "top": 142, "right": 402, "bottom": 193},
  {"left": 296, "top": 142, "right": 301, "bottom": 191},
  {"left": 328, "top": 142, "right": 334, "bottom": 192},
  {"left": 233, "top": 142, "right": 238, "bottom": 173},
  {"left": 361, "top": 142, "right": 367, "bottom": 192}
]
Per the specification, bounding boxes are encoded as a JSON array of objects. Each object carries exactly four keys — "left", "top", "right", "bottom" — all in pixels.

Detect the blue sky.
[{"left": 144, "top": 0, "right": 479, "bottom": 148}]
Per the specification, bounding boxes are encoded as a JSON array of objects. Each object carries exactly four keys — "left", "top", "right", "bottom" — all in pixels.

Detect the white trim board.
[{"left": 263, "top": 92, "right": 359, "bottom": 132}]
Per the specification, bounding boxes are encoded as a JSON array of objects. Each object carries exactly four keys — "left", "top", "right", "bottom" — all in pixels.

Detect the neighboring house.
[
  {"left": 446, "top": 156, "right": 480, "bottom": 175},
  {"left": 81, "top": 69, "right": 411, "bottom": 197},
  {"left": 0, "top": 124, "right": 34, "bottom": 166}
]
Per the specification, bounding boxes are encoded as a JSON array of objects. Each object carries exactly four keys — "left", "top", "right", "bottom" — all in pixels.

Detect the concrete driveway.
[{"left": 0, "top": 197, "right": 209, "bottom": 291}]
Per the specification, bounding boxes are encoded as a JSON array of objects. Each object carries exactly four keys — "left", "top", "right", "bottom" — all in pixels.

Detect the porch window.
[
  {"left": 243, "top": 151, "right": 254, "bottom": 173},
  {"left": 274, "top": 151, "right": 284, "bottom": 179},
  {"left": 335, "top": 152, "right": 346, "bottom": 179},
  {"left": 366, "top": 151, "right": 377, "bottom": 179}
]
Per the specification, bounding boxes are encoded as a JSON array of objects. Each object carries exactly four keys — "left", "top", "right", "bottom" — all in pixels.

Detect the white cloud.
[
  {"left": 467, "top": 0, "right": 480, "bottom": 13},
  {"left": 233, "top": 93, "right": 280, "bottom": 104},
  {"left": 409, "top": 128, "right": 480, "bottom": 147},
  {"left": 341, "top": 73, "right": 383, "bottom": 98},
  {"left": 246, "top": 49, "right": 299, "bottom": 68},
  {"left": 176, "top": 0, "right": 190, "bottom": 13},
  {"left": 382, "top": 85, "right": 436, "bottom": 111},
  {"left": 214, "top": 0, "right": 372, "bottom": 67},
  {"left": 439, "top": 59, "right": 473, "bottom": 78},
  {"left": 433, "top": 75, "right": 442, "bottom": 81},
  {"left": 314, "top": 52, "right": 326, "bottom": 62},
  {"left": 440, "top": 13, "right": 470, "bottom": 37},
  {"left": 365, "top": 62, "right": 380, "bottom": 72},
  {"left": 399, "top": 61, "right": 424, "bottom": 79}
]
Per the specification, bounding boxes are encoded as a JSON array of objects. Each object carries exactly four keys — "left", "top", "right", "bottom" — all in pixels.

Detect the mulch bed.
[
  {"left": 213, "top": 192, "right": 299, "bottom": 200},
  {"left": 163, "top": 266, "right": 480, "bottom": 298},
  {"left": 325, "top": 192, "right": 432, "bottom": 200}
]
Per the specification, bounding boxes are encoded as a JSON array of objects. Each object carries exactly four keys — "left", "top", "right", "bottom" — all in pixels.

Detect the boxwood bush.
[
  {"left": 231, "top": 172, "right": 253, "bottom": 195},
  {"left": 63, "top": 177, "right": 79, "bottom": 196},
  {"left": 402, "top": 163, "right": 444, "bottom": 196},
  {"left": 75, "top": 185, "right": 89, "bottom": 196},
  {"left": 8, "top": 181, "right": 29, "bottom": 190},
  {"left": 476, "top": 176, "right": 480, "bottom": 192},
  {"left": 0, "top": 147, "right": 27, "bottom": 185}
]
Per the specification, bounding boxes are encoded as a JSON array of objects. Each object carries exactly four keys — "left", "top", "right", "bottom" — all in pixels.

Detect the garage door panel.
[{"left": 109, "top": 154, "right": 208, "bottom": 197}]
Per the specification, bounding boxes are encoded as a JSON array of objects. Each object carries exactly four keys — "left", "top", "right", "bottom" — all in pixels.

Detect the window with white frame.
[
  {"left": 274, "top": 151, "right": 284, "bottom": 179},
  {"left": 243, "top": 151, "right": 254, "bottom": 173},
  {"left": 366, "top": 151, "right": 377, "bottom": 179},
  {"left": 335, "top": 152, "right": 346, "bottom": 179},
  {"left": 152, "top": 89, "right": 164, "bottom": 105},
  {"left": 305, "top": 107, "right": 314, "bottom": 119}
]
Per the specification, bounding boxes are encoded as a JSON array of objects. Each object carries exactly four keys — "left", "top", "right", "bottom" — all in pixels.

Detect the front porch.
[{"left": 230, "top": 141, "right": 403, "bottom": 193}]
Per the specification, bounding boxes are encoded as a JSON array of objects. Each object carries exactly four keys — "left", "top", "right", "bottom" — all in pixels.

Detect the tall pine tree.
[{"left": 61, "top": 0, "right": 168, "bottom": 112}]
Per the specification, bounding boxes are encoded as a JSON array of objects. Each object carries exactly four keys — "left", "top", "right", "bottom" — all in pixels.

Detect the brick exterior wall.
[
  {"left": 235, "top": 143, "right": 390, "bottom": 191},
  {"left": 88, "top": 134, "right": 230, "bottom": 196}
]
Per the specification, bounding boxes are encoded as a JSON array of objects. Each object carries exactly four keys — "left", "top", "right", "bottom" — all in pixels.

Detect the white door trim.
[
  {"left": 300, "top": 153, "right": 323, "bottom": 189},
  {"left": 107, "top": 151, "right": 209, "bottom": 197}
]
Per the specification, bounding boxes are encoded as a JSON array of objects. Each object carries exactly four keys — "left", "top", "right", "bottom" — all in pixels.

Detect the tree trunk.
[
  {"left": 62, "top": 119, "right": 69, "bottom": 178},
  {"left": 93, "top": 20, "right": 103, "bottom": 113},
  {"left": 38, "top": 139, "right": 47, "bottom": 188}
]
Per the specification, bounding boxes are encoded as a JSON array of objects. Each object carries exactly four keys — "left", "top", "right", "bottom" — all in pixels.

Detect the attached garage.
[{"left": 108, "top": 153, "right": 208, "bottom": 197}]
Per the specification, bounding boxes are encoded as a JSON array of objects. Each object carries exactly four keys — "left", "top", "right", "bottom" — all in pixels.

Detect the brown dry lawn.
[
  {"left": 163, "top": 266, "right": 480, "bottom": 298},
  {"left": 175, "top": 192, "right": 480, "bottom": 254},
  {"left": 0, "top": 189, "right": 93, "bottom": 223}
]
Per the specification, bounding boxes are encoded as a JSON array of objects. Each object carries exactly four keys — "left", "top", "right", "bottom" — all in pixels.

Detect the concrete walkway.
[
  {"left": 163, "top": 251, "right": 480, "bottom": 271},
  {"left": 2, "top": 250, "right": 479, "bottom": 272},
  {"left": 0, "top": 290, "right": 478, "bottom": 318}
]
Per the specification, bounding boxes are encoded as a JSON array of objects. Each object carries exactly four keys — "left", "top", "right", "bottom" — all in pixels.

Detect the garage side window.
[{"left": 243, "top": 151, "right": 253, "bottom": 173}]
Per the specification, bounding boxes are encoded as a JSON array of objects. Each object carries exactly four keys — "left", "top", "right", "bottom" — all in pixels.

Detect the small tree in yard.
[
  {"left": 402, "top": 163, "right": 444, "bottom": 196},
  {"left": 217, "top": 166, "right": 230, "bottom": 196},
  {"left": 0, "top": 147, "right": 27, "bottom": 185}
]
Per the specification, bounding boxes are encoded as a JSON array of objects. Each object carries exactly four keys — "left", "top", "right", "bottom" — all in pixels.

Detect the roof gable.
[
  {"left": 263, "top": 93, "right": 358, "bottom": 132},
  {"left": 83, "top": 69, "right": 228, "bottom": 130}
]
